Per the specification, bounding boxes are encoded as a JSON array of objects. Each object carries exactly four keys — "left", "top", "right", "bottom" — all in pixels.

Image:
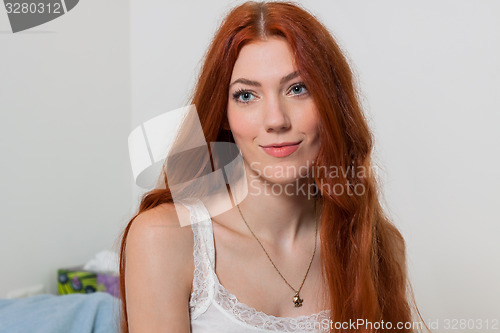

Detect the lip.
[
  {"left": 260, "top": 141, "right": 302, "bottom": 148},
  {"left": 259, "top": 141, "right": 302, "bottom": 158}
]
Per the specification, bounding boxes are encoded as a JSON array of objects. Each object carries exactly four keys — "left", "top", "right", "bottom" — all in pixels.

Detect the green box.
[{"left": 57, "top": 266, "right": 118, "bottom": 295}]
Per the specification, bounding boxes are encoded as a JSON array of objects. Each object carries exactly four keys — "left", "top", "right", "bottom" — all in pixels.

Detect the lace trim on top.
[
  {"left": 185, "top": 198, "right": 331, "bottom": 332},
  {"left": 184, "top": 199, "right": 215, "bottom": 320}
]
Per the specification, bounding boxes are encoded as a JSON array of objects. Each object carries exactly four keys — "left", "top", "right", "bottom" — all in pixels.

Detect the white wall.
[
  {"left": 0, "top": 0, "right": 132, "bottom": 296},
  {"left": 129, "top": 0, "right": 500, "bottom": 331}
]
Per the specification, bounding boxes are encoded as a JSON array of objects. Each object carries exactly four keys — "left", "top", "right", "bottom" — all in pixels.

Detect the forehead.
[{"left": 231, "top": 37, "right": 298, "bottom": 81}]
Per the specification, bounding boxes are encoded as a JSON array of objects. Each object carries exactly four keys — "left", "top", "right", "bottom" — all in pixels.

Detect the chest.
[{"left": 211, "top": 222, "right": 328, "bottom": 318}]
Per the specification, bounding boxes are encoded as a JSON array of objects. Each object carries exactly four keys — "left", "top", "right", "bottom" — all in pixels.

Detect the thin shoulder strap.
[
  {"left": 181, "top": 198, "right": 216, "bottom": 319},
  {"left": 186, "top": 198, "right": 215, "bottom": 269}
]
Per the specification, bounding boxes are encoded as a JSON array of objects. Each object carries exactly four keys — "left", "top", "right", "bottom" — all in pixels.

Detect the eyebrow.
[{"left": 229, "top": 70, "right": 301, "bottom": 88}]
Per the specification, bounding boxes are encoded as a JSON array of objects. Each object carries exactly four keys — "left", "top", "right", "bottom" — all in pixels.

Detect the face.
[{"left": 227, "top": 36, "right": 321, "bottom": 185}]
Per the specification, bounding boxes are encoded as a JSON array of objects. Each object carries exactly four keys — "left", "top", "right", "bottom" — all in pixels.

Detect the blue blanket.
[{"left": 0, "top": 292, "right": 119, "bottom": 333}]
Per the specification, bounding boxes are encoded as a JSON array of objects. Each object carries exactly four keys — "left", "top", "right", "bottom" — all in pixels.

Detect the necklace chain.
[{"left": 235, "top": 200, "right": 319, "bottom": 306}]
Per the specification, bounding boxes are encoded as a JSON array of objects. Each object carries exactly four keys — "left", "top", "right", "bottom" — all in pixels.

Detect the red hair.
[{"left": 119, "top": 1, "right": 428, "bottom": 332}]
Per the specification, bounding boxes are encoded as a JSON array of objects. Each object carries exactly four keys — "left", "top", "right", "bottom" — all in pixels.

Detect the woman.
[{"left": 119, "top": 1, "right": 426, "bottom": 332}]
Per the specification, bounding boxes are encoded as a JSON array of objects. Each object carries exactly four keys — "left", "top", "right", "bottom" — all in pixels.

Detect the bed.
[{"left": 0, "top": 292, "right": 119, "bottom": 333}]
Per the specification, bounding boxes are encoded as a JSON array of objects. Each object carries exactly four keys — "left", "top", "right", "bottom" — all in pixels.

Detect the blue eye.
[
  {"left": 288, "top": 83, "right": 308, "bottom": 96},
  {"left": 232, "top": 90, "right": 256, "bottom": 104}
]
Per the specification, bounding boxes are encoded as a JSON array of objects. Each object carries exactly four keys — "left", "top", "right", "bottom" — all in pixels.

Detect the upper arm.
[{"left": 124, "top": 203, "right": 194, "bottom": 333}]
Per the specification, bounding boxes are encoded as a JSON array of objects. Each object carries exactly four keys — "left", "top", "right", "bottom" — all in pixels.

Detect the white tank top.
[{"left": 183, "top": 198, "right": 331, "bottom": 332}]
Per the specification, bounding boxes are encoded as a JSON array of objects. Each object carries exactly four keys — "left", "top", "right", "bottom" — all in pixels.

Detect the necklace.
[{"left": 235, "top": 201, "right": 319, "bottom": 307}]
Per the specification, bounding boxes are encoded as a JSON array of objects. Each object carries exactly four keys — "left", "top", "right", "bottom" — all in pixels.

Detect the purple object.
[{"left": 97, "top": 274, "right": 119, "bottom": 298}]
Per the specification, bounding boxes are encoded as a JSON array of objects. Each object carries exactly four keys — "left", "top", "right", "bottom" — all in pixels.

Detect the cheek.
[
  {"left": 297, "top": 106, "right": 321, "bottom": 137},
  {"left": 227, "top": 108, "right": 256, "bottom": 142}
]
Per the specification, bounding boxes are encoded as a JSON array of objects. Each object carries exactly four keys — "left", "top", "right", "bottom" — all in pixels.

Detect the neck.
[{"left": 228, "top": 174, "right": 321, "bottom": 250}]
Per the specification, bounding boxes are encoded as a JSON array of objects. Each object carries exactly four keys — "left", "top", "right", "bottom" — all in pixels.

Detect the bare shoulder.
[
  {"left": 124, "top": 202, "right": 194, "bottom": 332},
  {"left": 126, "top": 202, "right": 195, "bottom": 269},
  {"left": 129, "top": 202, "right": 194, "bottom": 234}
]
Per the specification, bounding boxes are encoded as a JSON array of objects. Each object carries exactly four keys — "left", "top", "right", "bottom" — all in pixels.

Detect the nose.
[{"left": 263, "top": 96, "right": 291, "bottom": 133}]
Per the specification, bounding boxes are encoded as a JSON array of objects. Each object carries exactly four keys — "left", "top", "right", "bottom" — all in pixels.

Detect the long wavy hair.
[{"left": 118, "top": 1, "right": 427, "bottom": 332}]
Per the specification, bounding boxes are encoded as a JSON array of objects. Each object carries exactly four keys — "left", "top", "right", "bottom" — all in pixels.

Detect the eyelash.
[{"left": 231, "top": 82, "right": 308, "bottom": 104}]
